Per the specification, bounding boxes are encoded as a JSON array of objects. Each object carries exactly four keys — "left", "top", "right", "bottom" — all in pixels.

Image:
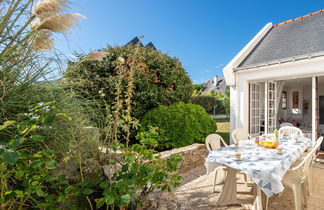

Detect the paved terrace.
[{"left": 173, "top": 163, "right": 324, "bottom": 210}]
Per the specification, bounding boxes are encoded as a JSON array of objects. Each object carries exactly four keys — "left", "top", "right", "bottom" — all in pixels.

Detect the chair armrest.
[
  {"left": 220, "top": 138, "right": 228, "bottom": 147},
  {"left": 289, "top": 157, "right": 306, "bottom": 171}
]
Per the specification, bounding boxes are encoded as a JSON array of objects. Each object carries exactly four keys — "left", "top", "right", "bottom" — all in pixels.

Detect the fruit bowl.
[{"left": 263, "top": 141, "right": 279, "bottom": 149}]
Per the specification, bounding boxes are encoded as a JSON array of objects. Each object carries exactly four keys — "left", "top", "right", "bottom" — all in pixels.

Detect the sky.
[{"left": 55, "top": 0, "right": 324, "bottom": 84}]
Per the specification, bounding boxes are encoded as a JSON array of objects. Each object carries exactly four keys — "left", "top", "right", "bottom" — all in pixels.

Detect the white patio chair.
[
  {"left": 231, "top": 128, "right": 251, "bottom": 185},
  {"left": 231, "top": 128, "right": 251, "bottom": 143},
  {"left": 307, "top": 136, "right": 323, "bottom": 196},
  {"left": 278, "top": 126, "right": 303, "bottom": 137},
  {"left": 280, "top": 137, "right": 322, "bottom": 210},
  {"left": 205, "top": 134, "right": 228, "bottom": 192}
]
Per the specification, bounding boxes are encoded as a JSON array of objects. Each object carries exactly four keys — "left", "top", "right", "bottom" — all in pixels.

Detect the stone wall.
[{"left": 158, "top": 144, "right": 207, "bottom": 173}]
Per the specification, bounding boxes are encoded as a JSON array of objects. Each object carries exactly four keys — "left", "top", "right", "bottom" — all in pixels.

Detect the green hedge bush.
[
  {"left": 191, "top": 96, "right": 226, "bottom": 114},
  {"left": 140, "top": 103, "right": 216, "bottom": 150}
]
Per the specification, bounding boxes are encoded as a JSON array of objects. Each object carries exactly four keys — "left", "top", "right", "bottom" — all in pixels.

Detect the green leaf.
[
  {"left": 83, "top": 188, "right": 95, "bottom": 195},
  {"left": 112, "top": 145, "right": 119, "bottom": 152},
  {"left": 15, "top": 190, "right": 24, "bottom": 198},
  {"left": 36, "top": 189, "right": 46, "bottom": 197},
  {"left": 105, "top": 196, "right": 115, "bottom": 205},
  {"left": 8, "top": 138, "right": 24, "bottom": 148},
  {"left": 119, "top": 194, "right": 131, "bottom": 206},
  {"left": 95, "top": 198, "right": 106, "bottom": 209},
  {"left": 55, "top": 113, "right": 72, "bottom": 121},
  {"left": 1, "top": 151, "right": 20, "bottom": 164},
  {"left": 15, "top": 171, "right": 24, "bottom": 178},
  {"left": 0, "top": 120, "right": 16, "bottom": 130},
  {"left": 103, "top": 190, "right": 115, "bottom": 205},
  {"left": 31, "top": 135, "right": 44, "bottom": 142},
  {"left": 31, "top": 181, "right": 39, "bottom": 186},
  {"left": 99, "top": 181, "right": 109, "bottom": 189},
  {"left": 45, "top": 160, "right": 56, "bottom": 169}
]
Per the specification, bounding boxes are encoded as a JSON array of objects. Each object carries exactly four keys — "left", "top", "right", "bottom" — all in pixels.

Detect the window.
[{"left": 282, "top": 91, "right": 287, "bottom": 109}]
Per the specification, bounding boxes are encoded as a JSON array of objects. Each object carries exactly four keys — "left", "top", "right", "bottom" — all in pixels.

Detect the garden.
[{"left": 0, "top": 0, "right": 229, "bottom": 209}]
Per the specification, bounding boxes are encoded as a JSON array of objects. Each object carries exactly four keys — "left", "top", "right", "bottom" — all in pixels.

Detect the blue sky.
[{"left": 56, "top": 0, "right": 323, "bottom": 84}]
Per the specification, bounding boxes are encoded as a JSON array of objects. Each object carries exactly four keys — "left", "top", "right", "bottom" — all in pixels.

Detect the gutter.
[{"left": 234, "top": 51, "right": 324, "bottom": 72}]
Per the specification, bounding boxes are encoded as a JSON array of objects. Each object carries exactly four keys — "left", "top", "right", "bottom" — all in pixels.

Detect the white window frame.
[
  {"left": 250, "top": 83, "right": 261, "bottom": 136},
  {"left": 266, "top": 81, "right": 277, "bottom": 133}
]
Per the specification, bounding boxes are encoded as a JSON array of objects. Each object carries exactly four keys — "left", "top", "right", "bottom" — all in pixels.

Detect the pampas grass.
[
  {"left": 33, "top": 0, "right": 68, "bottom": 19},
  {"left": 30, "top": 0, "right": 84, "bottom": 51},
  {"left": 32, "top": 29, "right": 54, "bottom": 51},
  {"left": 35, "top": 13, "right": 84, "bottom": 32}
]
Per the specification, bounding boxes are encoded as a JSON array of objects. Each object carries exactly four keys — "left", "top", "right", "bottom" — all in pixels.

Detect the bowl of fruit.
[{"left": 263, "top": 140, "right": 279, "bottom": 149}]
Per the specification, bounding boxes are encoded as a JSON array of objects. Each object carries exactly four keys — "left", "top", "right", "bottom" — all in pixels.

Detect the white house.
[{"left": 223, "top": 10, "right": 324, "bottom": 146}]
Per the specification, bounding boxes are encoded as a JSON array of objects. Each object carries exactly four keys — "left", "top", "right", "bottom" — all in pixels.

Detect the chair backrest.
[
  {"left": 231, "top": 128, "right": 250, "bottom": 143},
  {"left": 205, "top": 134, "right": 227, "bottom": 151},
  {"left": 293, "top": 136, "right": 323, "bottom": 180},
  {"left": 278, "top": 126, "right": 303, "bottom": 137}
]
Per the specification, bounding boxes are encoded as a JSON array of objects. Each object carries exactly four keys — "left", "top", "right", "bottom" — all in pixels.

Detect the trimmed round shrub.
[
  {"left": 191, "top": 96, "right": 226, "bottom": 114},
  {"left": 140, "top": 103, "right": 216, "bottom": 150}
]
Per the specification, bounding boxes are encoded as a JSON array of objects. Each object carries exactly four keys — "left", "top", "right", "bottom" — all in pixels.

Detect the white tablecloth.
[{"left": 205, "top": 138, "right": 311, "bottom": 197}]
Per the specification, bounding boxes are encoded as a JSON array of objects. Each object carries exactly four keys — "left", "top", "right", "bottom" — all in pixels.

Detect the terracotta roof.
[{"left": 273, "top": 9, "right": 324, "bottom": 27}]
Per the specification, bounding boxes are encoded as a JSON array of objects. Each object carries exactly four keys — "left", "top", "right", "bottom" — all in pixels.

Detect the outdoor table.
[{"left": 205, "top": 137, "right": 312, "bottom": 209}]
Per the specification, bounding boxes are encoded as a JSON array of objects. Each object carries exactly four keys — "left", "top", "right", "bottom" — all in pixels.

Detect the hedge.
[{"left": 140, "top": 103, "right": 216, "bottom": 150}]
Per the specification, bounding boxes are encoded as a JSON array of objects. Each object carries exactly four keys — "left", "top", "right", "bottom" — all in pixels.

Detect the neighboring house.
[
  {"left": 203, "top": 75, "right": 228, "bottom": 94},
  {"left": 223, "top": 10, "right": 324, "bottom": 145},
  {"left": 84, "top": 37, "right": 157, "bottom": 61},
  {"left": 126, "top": 37, "right": 157, "bottom": 50}
]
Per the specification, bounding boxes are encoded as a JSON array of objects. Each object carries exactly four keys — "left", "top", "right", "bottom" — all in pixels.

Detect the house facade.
[
  {"left": 223, "top": 10, "right": 324, "bottom": 146},
  {"left": 203, "top": 75, "right": 228, "bottom": 94}
]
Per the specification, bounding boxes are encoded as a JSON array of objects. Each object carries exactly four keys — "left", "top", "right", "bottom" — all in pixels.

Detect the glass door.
[
  {"left": 267, "top": 81, "right": 277, "bottom": 133},
  {"left": 250, "top": 83, "right": 261, "bottom": 136}
]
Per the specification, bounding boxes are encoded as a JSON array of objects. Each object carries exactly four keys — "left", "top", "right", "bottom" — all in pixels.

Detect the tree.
[{"left": 64, "top": 45, "right": 193, "bottom": 122}]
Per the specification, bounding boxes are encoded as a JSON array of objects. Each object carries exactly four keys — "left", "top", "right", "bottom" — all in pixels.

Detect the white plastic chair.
[
  {"left": 205, "top": 134, "right": 228, "bottom": 192},
  {"left": 280, "top": 136, "right": 323, "bottom": 210},
  {"left": 231, "top": 128, "right": 250, "bottom": 185},
  {"left": 231, "top": 128, "right": 251, "bottom": 143},
  {"left": 206, "top": 134, "right": 228, "bottom": 151},
  {"left": 278, "top": 126, "right": 303, "bottom": 137},
  {"left": 307, "top": 136, "right": 323, "bottom": 196}
]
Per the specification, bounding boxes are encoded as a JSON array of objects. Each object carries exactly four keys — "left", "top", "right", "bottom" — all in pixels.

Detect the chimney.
[{"left": 214, "top": 75, "right": 218, "bottom": 85}]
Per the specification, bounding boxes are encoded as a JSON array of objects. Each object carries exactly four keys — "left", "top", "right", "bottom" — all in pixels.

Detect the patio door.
[
  {"left": 265, "top": 81, "right": 277, "bottom": 133},
  {"left": 250, "top": 83, "right": 261, "bottom": 136}
]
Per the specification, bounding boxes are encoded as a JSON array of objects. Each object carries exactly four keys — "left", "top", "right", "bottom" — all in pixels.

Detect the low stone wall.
[{"left": 158, "top": 144, "right": 207, "bottom": 173}]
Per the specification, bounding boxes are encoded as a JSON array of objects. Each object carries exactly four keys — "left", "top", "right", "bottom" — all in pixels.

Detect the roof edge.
[
  {"left": 273, "top": 9, "right": 324, "bottom": 27},
  {"left": 222, "top": 23, "right": 273, "bottom": 86},
  {"left": 234, "top": 51, "right": 324, "bottom": 72}
]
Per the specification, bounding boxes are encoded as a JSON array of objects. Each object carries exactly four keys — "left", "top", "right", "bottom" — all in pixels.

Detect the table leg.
[
  {"left": 215, "top": 167, "right": 238, "bottom": 206},
  {"left": 252, "top": 186, "right": 265, "bottom": 210}
]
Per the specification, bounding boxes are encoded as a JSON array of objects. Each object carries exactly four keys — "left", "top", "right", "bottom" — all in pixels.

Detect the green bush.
[
  {"left": 64, "top": 45, "right": 193, "bottom": 122},
  {"left": 191, "top": 96, "right": 226, "bottom": 114},
  {"left": 140, "top": 103, "right": 216, "bottom": 150}
]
